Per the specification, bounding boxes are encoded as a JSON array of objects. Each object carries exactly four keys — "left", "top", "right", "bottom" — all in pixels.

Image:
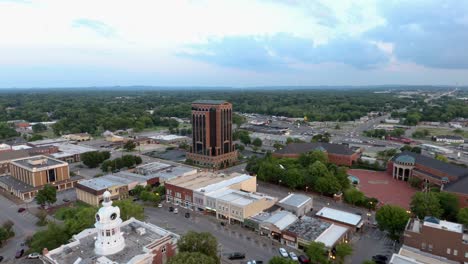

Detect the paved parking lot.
[{"left": 348, "top": 227, "right": 399, "bottom": 264}]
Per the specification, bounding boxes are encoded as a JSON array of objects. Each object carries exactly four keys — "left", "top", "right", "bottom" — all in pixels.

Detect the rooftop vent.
[
  {"left": 136, "top": 227, "right": 146, "bottom": 235},
  {"left": 28, "top": 158, "right": 48, "bottom": 166}
]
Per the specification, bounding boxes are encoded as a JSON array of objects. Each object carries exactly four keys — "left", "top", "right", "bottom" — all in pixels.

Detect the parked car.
[
  {"left": 279, "top": 248, "right": 288, "bottom": 257},
  {"left": 157, "top": 203, "right": 163, "bottom": 208},
  {"left": 289, "top": 252, "right": 298, "bottom": 261},
  {"left": 169, "top": 206, "right": 174, "bottom": 212},
  {"left": 62, "top": 198, "right": 70, "bottom": 203},
  {"left": 15, "top": 249, "right": 24, "bottom": 259},
  {"left": 184, "top": 212, "right": 190, "bottom": 218},
  {"left": 298, "top": 255, "right": 310, "bottom": 263},
  {"left": 173, "top": 208, "right": 178, "bottom": 214},
  {"left": 247, "top": 261, "right": 256, "bottom": 264},
  {"left": 372, "top": 255, "right": 388, "bottom": 263},
  {"left": 0, "top": 256, "right": 4, "bottom": 262},
  {"left": 227, "top": 252, "right": 245, "bottom": 260},
  {"left": 17, "top": 208, "right": 26, "bottom": 213},
  {"left": 132, "top": 198, "right": 139, "bottom": 202},
  {"left": 27, "top": 253, "right": 40, "bottom": 259},
  {"left": 220, "top": 222, "right": 226, "bottom": 226}
]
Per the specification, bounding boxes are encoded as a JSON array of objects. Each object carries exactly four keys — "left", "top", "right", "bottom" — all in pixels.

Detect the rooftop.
[
  {"left": 192, "top": 99, "right": 227, "bottom": 105},
  {"left": 11, "top": 155, "right": 67, "bottom": 170},
  {"left": 316, "top": 207, "right": 362, "bottom": 226},
  {"left": 166, "top": 171, "right": 226, "bottom": 190},
  {"left": 149, "top": 134, "right": 189, "bottom": 141},
  {"left": 423, "top": 217, "right": 463, "bottom": 233},
  {"left": 262, "top": 210, "right": 298, "bottom": 231},
  {"left": 50, "top": 143, "right": 97, "bottom": 158},
  {"left": 0, "top": 149, "right": 30, "bottom": 162},
  {"left": 392, "top": 151, "right": 468, "bottom": 179},
  {"left": 278, "top": 193, "right": 312, "bottom": 208},
  {"left": 217, "top": 190, "right": 266, "bottom": 206},
  {"left": 314, "top": 224, "right": 349, "bottom": 248},
  {"left": 286, "top": 216, "right": 331, "bottom": 242},
  {"left": 45, "top": 218, "right": 179, "bottom": 264},
  {"left": 27, "top": 138, "right": 69, "bottom": 146},
  {"left": 390, "top": 246, "right": 460, "bottom": 264},
  {"left": 275, "top": 142, "right": 356, "bottom": 156},
  {"left": 77, "top": 176, "right": 126, "bottom": 191},
  {"left": 196, "top": 174, "right": 253, "bottom": 193}
]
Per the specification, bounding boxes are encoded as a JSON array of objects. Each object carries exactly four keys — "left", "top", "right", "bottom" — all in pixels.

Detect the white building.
[{"left": 433, "top": 135, "right": 464, "bottom": 144}]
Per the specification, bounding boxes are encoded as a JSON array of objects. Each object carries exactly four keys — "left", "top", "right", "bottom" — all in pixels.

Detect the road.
[{"left": 144, "top": 204, "right": 289, "bottom": 263}]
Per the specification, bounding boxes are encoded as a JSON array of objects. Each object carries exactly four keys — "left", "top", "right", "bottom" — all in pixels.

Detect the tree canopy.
[
  {"left": 306, "top": 242, "right": 330, "bottom": 264},
  {"left": 81, "top": 151, "right": 111, "bottom": 168},
  {"left": 168, "top": 252, "right": 217, "bottom": 264},
  {"left": 376, "top": 205, "right": 410, "bottom": 241},
  {"left": 410, "top": 192, "right": 443, "bottom": 219},
  {"left": 457, "top": 208, "right": 468, "bottom": 226},
  {"left": 36, "top": 184, "right": 57, "bottom": 206},
  {"left": 177, "top": 231, "right": 219, "bottom": 262}
]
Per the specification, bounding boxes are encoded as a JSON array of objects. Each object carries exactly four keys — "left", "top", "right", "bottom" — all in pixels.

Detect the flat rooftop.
[
  {"left": 135, "top": 162, "right": 196, "bottom": 181},
  {"left": 316, "top": 207, "right": 362, "bottom": 226},
  {"left": 217, "top": 190, "right": 265, "bottom": 207},
  {"left": 50, "top": 143, "right": 97, "bottom": 158},
  {"left": 193, "top": 99, "right": 227, "bottom": 105},
  {"left": 197, "top": 174, "right": 252, "bottom": 193},
  {"left": 314, "top": 224, "right": 348, "bottom": 248},
  {"left": 77, "top": 176, "right": 126, "bottom": 191},
  {"left": 423, "top": 218, "right": 463, "bottom": 233},
  {"left": 166, "top": 172, "right": 240, "bottom": 190},
  {"left": 11, "top": 155, "right": 67, "bottom": 170},
  {"left": 263, "top": 211, "right": 298, "bottom": 231},
  {"left": 278, "top": 193, "right": 312, "bottom": 208},
  {"left": 46, "top": 219, "right": 179, "bottom": 264},
  {"left": 286, "top": 216, "right": 331, "bottom": 242}
]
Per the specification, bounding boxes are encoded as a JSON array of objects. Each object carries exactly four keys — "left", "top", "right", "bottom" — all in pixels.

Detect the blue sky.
[{"left": 1, "top": 0, "right": 467, "bottom": 87}]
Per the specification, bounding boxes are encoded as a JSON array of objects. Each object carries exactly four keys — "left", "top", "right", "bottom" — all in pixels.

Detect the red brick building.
[
  {"left": 186, "top": 100, "right": 238, "bottom": 169},
  {"left": 387, "top": 151, "right": 468, "bottom": 207},
  {"left": 272, "top": 142, "right": 361, "bottom": 166},
  {"left": 403, "top": 217, "right": 468, "bottom": 263}
]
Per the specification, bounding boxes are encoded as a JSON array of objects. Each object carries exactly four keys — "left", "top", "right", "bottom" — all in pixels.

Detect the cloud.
[
  {"left": 367, "top": 0, "right": 468, "bottom": 69},
  {"left": 179, "top": 33, "right": 388, "bottom": 71},
  {"left": 72, "top": 18, "right": 116, "bottom": 38}
]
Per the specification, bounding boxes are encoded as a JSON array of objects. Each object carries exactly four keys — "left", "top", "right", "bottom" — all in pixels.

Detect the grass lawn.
[{"left": 415, "top": 127, "right": 468, "bottom": 138}]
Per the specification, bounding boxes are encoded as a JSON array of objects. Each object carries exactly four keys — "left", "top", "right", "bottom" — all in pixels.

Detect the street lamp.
[
  {"left": 279, "top": 179, "right": 282, "bottom": 186},
  {"left": 305, "top": 186, "right": 309, "bottom": 192}
]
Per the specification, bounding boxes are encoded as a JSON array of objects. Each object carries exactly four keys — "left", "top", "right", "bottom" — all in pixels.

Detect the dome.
[{"left": 395, "top": 155, "right": 415, "bottom": 165}]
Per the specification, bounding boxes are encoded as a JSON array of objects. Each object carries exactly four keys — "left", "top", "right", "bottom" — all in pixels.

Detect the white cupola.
[{"left": 94, "top": 191, "right": 125, "bottom": 256}]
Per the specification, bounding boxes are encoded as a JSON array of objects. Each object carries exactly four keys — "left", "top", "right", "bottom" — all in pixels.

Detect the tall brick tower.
[{"left": 186, "top": 100, "right": 237, "bottom": 168}]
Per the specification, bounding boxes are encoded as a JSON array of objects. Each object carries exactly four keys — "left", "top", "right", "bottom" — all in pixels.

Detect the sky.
[{"left": 1, "top": 0, "right": 468, "bottom": 88}]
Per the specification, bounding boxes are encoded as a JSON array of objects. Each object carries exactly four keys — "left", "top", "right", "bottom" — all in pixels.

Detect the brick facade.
[{"left": 165, "top": 183, "right": 194, "bottom": 208}]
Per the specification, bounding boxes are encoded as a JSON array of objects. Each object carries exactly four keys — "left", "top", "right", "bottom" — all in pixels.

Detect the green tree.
[
  {"left": 81, "top": 151, "right": 110, "bottom": 168},
  {"left": 168, "top": 252, "right": 217, "bottom": 264},
  {"left": 28, "top": 134, "right": 45, "bottom": 141},
  {"left": 315, "top": 176, "right": 341, "bottom": 195},
  {"left": 36, "top": 209, "right": 49, "bottom": 226},
  {"left": 233, "top": 130, "right": 251, "bottom": 145},
  {"left": 113, "top": 199, "right": 145, "bottom": 220},
  {"left": 64, "top": 206, "right": 98, "bottom": 236},
  {"left": 306, "top": 242, "right": 329, "bottom": 264},
  {"left": 437, "top": 192, "right": 459, "bottom": 221},
  {"left": 457, "top": 208, "right": 468, "bottom": 226},
  {"left": 410, "top": 192, "right": 443, "bottom": 219},
  {"left": 344, "top": 188, "right": 365, "bottom": 205},
  {"left": 0, "top": 122, "right": 19, "bottom": 139},
  {"left": 269, "top": 256, "right": 297, "bottom": 264},
  {"left": 252, "top": 137, "right": 263, "bottom": 147},
  {"left": 335, "top": 242, "right": 353, "bottom": 264},
  {"left": 28, "top": 222, "right": 69, "bottom": 253},
  {"left": 273, "top": 142, "right": 284, "bottom": 150},
  {"left": 177, "top": 231, "right": 219, "bottom": 263},
  {"left": 36, "top": 184, "right": 57, "bottom": 206},
  {"left": 32, "top": 123, "right": 47, "bottom": 133},
  {"left": 132, "top": 185, "right": 145, "bottom": 197},
  {"left": 140, "top": 190, "right": 161, "bottom": 203},
  {"left": 123, "top": 140, "right": 136, "bottom": 151},
  {"left": 375, "top": 205, "right": 410, "bottom": 241},
  {"left": 284, "top": 168, "right": 305, "bottom": 189},
  {"left": 435, "top": 154, "right": 448, "bottom": 163}
]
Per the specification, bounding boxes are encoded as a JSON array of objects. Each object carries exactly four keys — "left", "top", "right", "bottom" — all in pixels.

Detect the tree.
[
  {"left": 435, "top": 154, "right": 448, "bottom": 163},
  {"left": 140, "top": 190, "right": 161, "bottom": 203},
  {"left": 408, "top": 177, "right": 422, "bottom": 188},
  {"left": 36, "top": 184, "right": 57, "bottom": 206},
  {"left": 28, "top": 222, "right": 69, "bottom": 253},
  {"left": 375, "top": 205, "right": 410, "bottom": 241},
  {"left": 269, "top": 256, "right": 297, "bottom": 264},
  {"left": 28, "top": 134, "right": 45, "bottom": 141},
  {"left": 0, "top": 122, "right": 19, "bottom": 139},
  {"left": 335, "top": 124, "right": 341, "bottom": 130},
  {"left": 233, "top": 130, "right": 251, "bottom": 145},
  {"left": 410, "top": 192, "right": 443, "bottom": 219},
  {"left": 315, "top": 176, "right": 340, "bottom": 195},
  {"left": 0, "top": 220, "right": 15, "bottom": 246},
  {"left": 457, "top": 208, "right": 468, "bottom": 226},
  {"left": 273, "top": 142, "right": 284, "bottom": 150},
  {"left": 124, "top": 140, "right": 136, "bottom": 151},
  {"left": 32, "top": 123, "right": 47, "bottom": 133},
  {"left": 132, "top": 185, "right": 145, "bottom": 197},
  {"left": 311, "top": 134, "right": 330, "bottom": 143},
  {"left": 64, "top": 206, "right": 98, "bottom": 236},
  {"left": 168, "top": 252, "right": 217, "bottom": 264},
  {"left": 437, "top": 192, "right": 459, "bottom": 221},
  {"left": 344, "top": 188, "right": 365, "bottom": 205},
  {"left": 335, "top": 242, "right": 353, "bottom": 264},
  {"left": 306, "top": 242, "right": 329, "bottom": 264},
  {"left": 284, "top": 168, "right": 305, "bottom": 189},
  {"left": 252, "top": 137, "right": 263, "bottom": 147},
  {"left": 81, "top": 151, "right": 110, "bottom": 168},
  {"left": 178, "top": 231, "right": 219, "bottom": 262},
  {"left": 36, "top": 209, "right": 49, "bottom": 226},
  {"left": 113, "top": 199, "right": 145, "bottom": 220}
]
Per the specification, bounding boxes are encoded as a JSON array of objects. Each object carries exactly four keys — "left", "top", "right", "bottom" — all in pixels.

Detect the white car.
[
  {"left": 157, "top": 203, "right": 163, "bottom": 208},
  {"left": 289, "top": 252, "right": 298, "bottom": 261},
  {"left": 279, "top": 248, "right": 288, "bottom": 257},
  {"left": 173, "top": 208, "right": 178, "bottom": 214},
  {"left": 247, "top": 261, "right": 257, "bottom": 264},
  {"left": 27, "top": 253, "right": 40, "bottom": 259}
]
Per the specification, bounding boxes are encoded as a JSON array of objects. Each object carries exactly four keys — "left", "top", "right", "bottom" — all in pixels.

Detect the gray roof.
[
  {"left": 192, "top": 100, "right": 227, "bottom": 105},
  {"left": 392, "top": 151, "right": 468, "bottom": 179},
  {"left": 395, "top": 155, "right": 415, "bottom": 164},
  {"left": 275, "top": 142, "right": 355, "bottom": 156},
  {"left": 286, "top": 216, "right": 331, "bottom": 242},
  {"left": 278, "top": 193, "right": 312, "bottom": 208},
  {"left": 0, "top": 175, "right": 36, "bottom": 192},
  {"left": 0, "top": 149, "right": 30, "bottom": 162},
  {"left": 12, "top": 155, "right": 65, "bottom": 170},
  {"left": 444, "top": 175, "right": 468, "bottom": 194}
]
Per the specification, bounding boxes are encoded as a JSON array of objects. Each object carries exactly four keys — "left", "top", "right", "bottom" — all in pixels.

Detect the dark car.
[
  {"left": 298, "top": 255, "right": 310, "bottom": 263},
  {"left": 15, "top": 249, "right": 24, "bottom": 259},
  {"left": 184, "top": 212, "right": 190, "bottom": 218},
  {"left": 17, "top": 208, "right": 26, "bottom": 213},
  {"left": 227, "top": 252, "right": 245, "bottom": 260},
  {"left": 63, "top": 198, "right": 70, "bottom": 203},
  {"left": 169, "top": 206, "right": 174, "bottom": 212},
  {"left": 132, "top": 197, "right": 139, "bottom": 202},
  {"left": 0, "top": 256, "right": 4, "bottom": 262},
  {"left": 372, "top": 255, "right": 388, "bottom": 263},
  {"left": 220, "top": 222, "right": 226, "bottom": 226}
]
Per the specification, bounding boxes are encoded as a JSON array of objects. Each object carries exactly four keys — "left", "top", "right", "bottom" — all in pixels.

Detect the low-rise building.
[
  {"left": 277, "top": 193, "right": 313, "bottom": 217},
  {"left": 282, "top": 216, "right": 349, "bottom": 250},
  {"left": 258, "top": 210, "right": 298, "bottom": 241},
  {"left": 273, "top": 143, "right": 361, "bottom": 166},
  {"left": 0, "top": 155, "right": 80, "bottom": 200},
  {"left": 0, "top": 149, "right": 30, "bottom": 175},
  {"left": 403, "top": 217, "right": 468, "bottom": 264},
  {"left": 62, "top": 133, "right": 93, "bottom": 142},
  {"left": 316, "top": 207, "right": 363, "bottom": 232},
  {"left": 49, "top": 143, "right": 97, "bottom": 163},
  {"left": 390, "top": 246, "right": 459, "bottom": 264},
  {"left": 135, "top": 161, "right": 197, "bottom": 184},
  {"left": 42, "top": 191, "right": 179, "bottom": 264},
  {"left": 432, "top": 135, "right": 464, "bottom": 144},
  {"left": 150, "top": 134, "right": 190, "bottom": 144},
  {"left": 27, "top": 138, "right": 69, "bottom": 147},
  {"left": 0, "top": 143, "right": 11, "bottom": 153},
  {"left": 76, "top": 176, "right": 130, "bottom": 206}
]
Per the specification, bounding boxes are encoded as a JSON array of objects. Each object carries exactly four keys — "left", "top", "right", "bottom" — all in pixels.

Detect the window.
[
  {"left": 106, "top": 230, "right": 111, "bottom": 237},
  {"left": 465, "top": 252, "right": 468, "bottom": 258},
  {"left": 428, "top": 244, "right": 433, "bottom": 252},
  {"left": 447, "top": 248, "right": 451, "bottom": 255},
  {"left": 161, "top": 246, "right": 167, "bottom": 253},
  {"left": 176, "top": 192, "right": 181, "bottom": 198},
  {"left": 421, "top": 243, "right": 426, "bottom": 250},
  {"left": 453, "top": 250, "right": 457, "bottom": 256}
]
